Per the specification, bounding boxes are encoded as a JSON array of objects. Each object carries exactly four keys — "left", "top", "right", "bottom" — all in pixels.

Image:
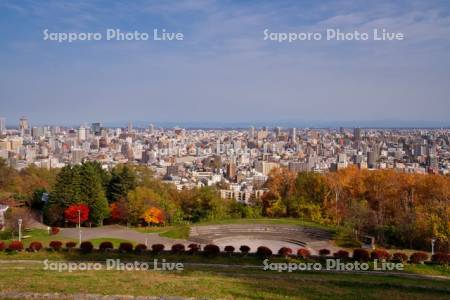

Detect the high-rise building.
[
  {"left": 0, "top": 117, "right": 5, "bottom": 134},
  {"left": 354, "top": 128, "right": 361, "bottom": 141},
  {"left": 78, "top": 126, "right": 87, "bottom": 141},
  {"left": 128, "top": 121, "right": 133, "bottom": 133},
  {"left": 19, "top": 116, "right": 29, "bottom": 132},
  {"left": 91, "top": 122, "right": 101, "bottom": 136}
]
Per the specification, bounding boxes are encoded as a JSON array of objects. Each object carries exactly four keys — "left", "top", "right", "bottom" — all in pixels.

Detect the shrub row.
[{"left": 0, "top": 241, "right": 448, "bottom": 264}]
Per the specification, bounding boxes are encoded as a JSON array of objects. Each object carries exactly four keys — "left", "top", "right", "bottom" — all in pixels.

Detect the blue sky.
[{"left": 0, "top": 0, "right": 449, "bottom": 126}]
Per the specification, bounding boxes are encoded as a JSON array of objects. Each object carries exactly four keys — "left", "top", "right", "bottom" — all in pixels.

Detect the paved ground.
[
  {"left": 60, "top": 225, "right": 184, "bottom": 247},
  {"left": 189, "top": 224, "right": 339, "bottom": 254}
]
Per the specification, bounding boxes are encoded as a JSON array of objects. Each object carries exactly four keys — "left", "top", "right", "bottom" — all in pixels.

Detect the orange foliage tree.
[{"left": 142, "top": 207, "right": 164, "bottom": 225}]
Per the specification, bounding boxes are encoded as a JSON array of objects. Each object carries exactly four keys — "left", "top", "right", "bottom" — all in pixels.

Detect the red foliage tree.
[{"left": 64, "top": 204, "right": 89, "bottom": 224}]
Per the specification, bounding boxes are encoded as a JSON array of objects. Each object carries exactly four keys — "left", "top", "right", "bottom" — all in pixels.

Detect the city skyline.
[{"left": 1, "top": 0, "right": 450, "bottom": 125}]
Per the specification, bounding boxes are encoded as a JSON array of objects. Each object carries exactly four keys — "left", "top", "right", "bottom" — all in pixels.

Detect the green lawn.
[
  {"left": 0, "top": 228, "right": 73, "bottom": 247},
  {"left": 0, "top": 258, "right": 448, "bottom": 299}
]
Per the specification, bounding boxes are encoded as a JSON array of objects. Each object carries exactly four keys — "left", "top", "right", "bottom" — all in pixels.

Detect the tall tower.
[
  {"left": 19, "top": 116, "right": 29, "bottom": 130},
  {"left": 0, "top": 117, "right": 5, "bottom": 134}
]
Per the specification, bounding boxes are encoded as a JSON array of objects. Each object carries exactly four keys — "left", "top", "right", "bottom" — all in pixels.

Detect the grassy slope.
[{"left": 0, "top": 259, "right": 448, "bottom": 300}]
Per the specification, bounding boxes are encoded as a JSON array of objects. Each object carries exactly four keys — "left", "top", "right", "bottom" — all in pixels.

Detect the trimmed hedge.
[
  {"left": 49, "top": 241, "right": 63, "bottom": 251},
  {"left": 333, "top": 250, "right": 349, "bottom": 259},
  {"left": 239, "top": 245, "right": 250, "bottom": 254},
  {"left": 8, "top": 241, "right": 24, "bottom": 251},
  {"left": 278, "top": 247, "right": 292, "bottom": 257},
  {"left": 297, "top": 248, "right": 311, "bottom": 259},
  {"left": 187, "top": 243, "right": 200, "bottom": 253},
  {"left": 171, "top": 244, "right": 186, "bottom": 254},
  {"left": 99, "top": 241, "right": 114, "bottom": 251},
  {"left": 353, "top": 249, "right": 370, "bottom": 262},
  {"left": 256, "top": 246, "right": 272, "bottom": 258},
  {"left": 203, "top": 244, "right": 220, "bottom": 256},
  {"left": 224, "top": 246, "right": 235, "bottom": 253},
  {"left": 152, "top": 244, "right": 165, "bottom": 253},
  {"left": 318, "top": 249, "right": 331, "bottom": 256},
  {"left": 0, "top": 241, "right": 5, "bottom": 251},
  {"left": 431, "top": 252, "right": 448, "bottom": 265},
  {"left": 66, "top": 241, "right": 77, "bottom": 249},
  {"left": 119, "top": 242, "right": 134, "bottom": 253},
  {"left": 28, "top": 241, "right": 43, "bottom": 252},
  {"left": 392, "top": 252, "right": 408, "bottom": 262},
  {"left": 80, "top": 241, "right": 94, "bottom": 253},
  {"left": 410, "top": 252, "right": 428, "bottom": 264},
  {"left": 135, "top": 244, "right": 147, "bottom": 253},
  {"left": 371, "top": 249, "right": 391, "bottom": 260}
]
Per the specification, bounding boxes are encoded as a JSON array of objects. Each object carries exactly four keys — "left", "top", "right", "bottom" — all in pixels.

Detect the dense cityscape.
[{"left": 0, "top": 116, "right": 449, "bottom": 205}]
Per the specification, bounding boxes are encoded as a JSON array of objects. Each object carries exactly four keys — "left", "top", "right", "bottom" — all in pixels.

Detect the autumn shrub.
[
  {"left": 187, "top": 243, "right": 200, "bottom": 254},
  {"left": 152, "top": 244, "right": 165, "bottom": 253},
  {"left": 410, "top": 252, "right": 428, "bottom": 264},
  {"left": 51, "top": 227, "right": 60, "bottom": 235},
  {"left": 65, "top": 241, "right": 77, "bottom": 250},
  {"left": 371, "top": 249, "right": 391, "bottom": 260},
  {"left": 28, "top": 241, "right": 43, "bottom": 252},
  {"left": 49, "top": 241, "right": 63, "bottom": 251},
  {"left": 99, "top": 241, "right": 114, "bottom": 251},
  {"left": 392, "top": 252, "right": 408, "bottom": 262},
  {"left": 297, "top": 248, "right": 311, "bottom": 259},
  {"left": 0, "top": 241, "right": 5, "bottom": 251},
  {"left": 278, "top": 247, "right": 293, "bottom": 257},
  {"left": 119, "top": 242, "right": 134, "bottom": 253},
  {"left": 239, "top": 245, "right": 250, "bottom": 254},
  {"left": 171, "top": 243, "right": 186, "bottom": 254},
  {"left": 135, "top": 244, "right": 147, "bottom": 253},
  {"left": 203, "top": 244, "right": 220, "bottom": 256},
  {"left": 319, "top": 249, "right": 331, "bottom": 256},
  {"left": 8, "top": 241, "right": 24, "bottom": 251},
  {"left": 256, "top": 246, "right": 272, "bottom": 258},
  {"left": 353, "top": 249, "right": 370, "bottom": 262},
  {"left": 224, "top": 246, "right": 235, "bottom": 254},
  {"left": 431, "top": 252, "right": 449, "bottom": 265},
  {"left": 333, "top": 250, "right": 350, "bottom": 259},
  {"left": 80, "top": 241, "right": 94, "bottom": 253}
]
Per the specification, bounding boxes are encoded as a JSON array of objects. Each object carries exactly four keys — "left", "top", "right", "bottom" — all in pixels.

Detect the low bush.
[
  {"left": 256, "top": 246, "right": 272, "bottom": 258},
  {"left": 392, "top": 252, "right": 408, "bottom": 262},
  {"left": 28, "top": 241, "right": 43, "bottom": 252},
  {"left": 0, "top": 241, "right": 5, "bottom": 251},
  {"left": 431, "top": 252, "right": 449, "bottom": 265},
  {"left": 8, "top": 241, "right": 24, "bottom": 251},
  {"left": 171, "top": 243, "right": 186, "bottom": 254},
  {"left": 278, "top": 247, "right": 293, "bottom": 257},
  {"left": 51, "top": 227, "right": 60, "bottom": 235},
  {"left": 80, "top": 241, "right": 94, "bottom": 254},
  {"left": 224, "top": 246, "right": 235, "bottom": 254},
  {"left": 371, "top": 249, "right": 391, "bottom": 260},
  {"left": 99, "top": 241, "right": 114, "bottom": 251},
  {"left": 203, "top": 244, "right": 220, "bottom": 256},
  {"left": 119, "top": 242, "right": 134, "bottom": 253},
  {"left": 187, "top": 243, "right": 200, "bottom": 253},
  {"left": 318, "top": 249, "right": 331, "bottom": 256},
  {"left": 353, "top": 249, "right": 370, "bottom": 262},
  {"left": 239, "top": 245, "right": 250, "bottom": 254},
  {"left": 297, "top": 248, "right": 311, "bottom": 259},
  {"left": 152, "top": 244, "right": 165, "bottom": 254},
  {"left": 333, "top": 250, "right": 349, "bottom": 259},
  {"left": 49, "top": 241, "right": 63, "bottom": 251},
  {"left": 134, "top": 244, "right": 147, "bottom": 253},
  {"left": 65, "top": 241, "right": 77, "bottom": 250},
  {"left": 410, "top": 252, "right": 428, "bottom": 264}
]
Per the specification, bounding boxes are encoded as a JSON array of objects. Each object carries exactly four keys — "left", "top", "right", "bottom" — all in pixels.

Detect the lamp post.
[
  {"left": 18, "top": 218, "right": 22, "bottom": 242},
  {"left": 431, "top": 238, "right": 436, "bottom": 256},
  {"left": 78, "top": 209, "right": 82, "bottom": 245}
]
